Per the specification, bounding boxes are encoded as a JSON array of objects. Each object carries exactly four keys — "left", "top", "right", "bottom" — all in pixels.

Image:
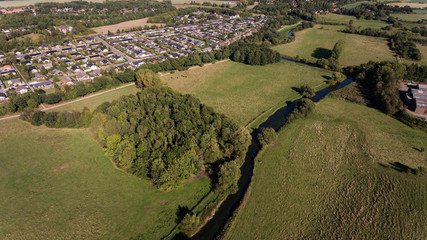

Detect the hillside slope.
[{"left": 226, "top": 98, "right": 427, "bottom": 239}]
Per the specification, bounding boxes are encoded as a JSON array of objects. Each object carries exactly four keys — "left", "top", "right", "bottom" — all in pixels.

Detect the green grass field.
[
  {"left": 0, "top": 0, "right": 105, "bottom": 7},
  {"left": 272, "top": 25, "right": 427, "bottom": 66},
  {"left": 225, "top": 97, "right": 427, "bottom": 240},
  {"left": 45, "top": 84, "right": 138, "bottom": 113},
  {"left": 343, "top": 1, "right": 371, "bottom": 9},
  {"left": 317, "top": 13, "right": 388, "bottom": 29},
  {"left": 0, "top": 119, "right": 210, "bottom": 240},
  {"left": 162, "top": 60, "right": 332, "bottom": 125},
  {"left": 391, "top": 13, "right": 427, "bottom": 22}
]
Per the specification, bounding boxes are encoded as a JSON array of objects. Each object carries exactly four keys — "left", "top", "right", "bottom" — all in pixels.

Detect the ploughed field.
[
  {"left": 162, "top": 60, "right": 333, "bottom": 125},
  {"left": 0, "top": 119, "right": 210, "bottom": 240},
  {"left": 225, "top": 97, "right": 427, "bottom": 240}
]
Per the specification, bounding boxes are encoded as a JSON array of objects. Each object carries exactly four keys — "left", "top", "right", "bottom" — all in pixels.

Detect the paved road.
[{"left": 95, "top": 36, "right": 136, "bottom": 62}]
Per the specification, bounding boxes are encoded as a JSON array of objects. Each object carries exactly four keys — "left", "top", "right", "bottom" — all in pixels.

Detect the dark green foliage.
[
  {"left": 389, "top": 33, "right": 422, "bottom": 61},
  {"left": 91, "top": 88, "right": 251, "bottom": 190},
  {"left": 21, "top": 108, "right": 91, "bottom": 128},
  {"left": 135, "top": 69, "right": 162, "bottom": 89},
  {"left": 345, "top": 61, "right": 427, "bottom": 115},
  {"left": 216, "top": 160, "right": 242, "bottom": 197},
  {"left": 178, "top": 213, "right": 200, "bottom": 237},
  {"left": 330, "top": 39, "right": 345, "bottom": 62},
  {"left": 288, "top": 98, "right": 316, "bottom": 120},
  {"left": 299, "top": 84, "right": 316, "bottom": 98},
  {"left": 229, "top": 42, "right": 281, "bottom": 65},
  {"left": 31, "top": 111, "right": 45, "bottom": 126},
  {"left": 257, "top": 128, "right": 277, "bottom": 148}
]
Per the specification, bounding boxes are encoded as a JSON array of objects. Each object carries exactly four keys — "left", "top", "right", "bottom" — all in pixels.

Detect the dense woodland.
[{"left": 91, "top": 87, "right": 251, "bottom": 191}]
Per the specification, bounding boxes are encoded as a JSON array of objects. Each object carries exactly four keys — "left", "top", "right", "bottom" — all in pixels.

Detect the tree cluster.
[
  {"left": 90, "top": 87, "right": 251, "bottom": 191},
  {"left": 20, "top": 107, "right": 92, "bottom": 128},
  {"left": 389, "top": 33, "right": 422, "bottom": 61},
  {"left": 345, "top": 61, "right": 427, "bottom": 115}
]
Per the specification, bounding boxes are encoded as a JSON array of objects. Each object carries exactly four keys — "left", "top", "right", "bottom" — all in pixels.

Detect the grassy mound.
[{"left": 225, "top": 98, "right": 426, "bottom": 239}]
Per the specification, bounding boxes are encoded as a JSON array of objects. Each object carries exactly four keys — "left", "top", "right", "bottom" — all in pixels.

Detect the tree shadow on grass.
[
  {"left": 378, "top": 161, "right": 416, "bottom": 174},
  {"left": 311, "top": 48, "right": 332, "bottom": 59}
]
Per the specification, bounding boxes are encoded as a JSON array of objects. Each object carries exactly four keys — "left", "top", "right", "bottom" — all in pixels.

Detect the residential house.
[
  {"left": 76, "top": 72, "right": 90, "bottom": 81},
  {"left": 33, "top": 80, "right": 53, "bottom": 89},
  {"left": 59, "top": 76, "right": 74, "bottom": 85},
  {"left": 34, "top": 73, "right": 45, "bottom": 81},
  {"left": 15, "top": 85, "right": 28, "bottom": 94},
  {"left": 7, "top": 78, "right": 22, "bottom": 87},
  {"left": 57, "top": 25, "right": 73, "bottom": 34},
  {"left": 50, "top": 69, "right": 64, "bottom": 76},
  {"left": 0, "top": 92, "right": 6, "bottom": 101}
]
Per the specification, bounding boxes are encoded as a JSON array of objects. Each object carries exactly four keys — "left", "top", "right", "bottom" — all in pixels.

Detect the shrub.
[{"left": 257, "top": 127, "right": 277, "bottom": 147}]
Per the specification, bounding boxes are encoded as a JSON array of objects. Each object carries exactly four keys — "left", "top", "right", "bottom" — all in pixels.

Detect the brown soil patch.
[
  {"left": 161, "top": 200, "right": 169, "bottom": 205},
  {"left": 60, "top": 163, "right": 69, "bottom": 170},
  {"left": 91, "top": 17, "right": 162, "bottom": 34},
  {"left": 144, "top": 206, "right": 151, "bottom": 212},
  {"left": 15, "top": 179, "right": 21, "bottom": 183},
  {"left": 271, "top": 140, "right": 279, "bottom": 147},
  {"left": 185, "top": 169, "right": 208, "bottom": 183}
]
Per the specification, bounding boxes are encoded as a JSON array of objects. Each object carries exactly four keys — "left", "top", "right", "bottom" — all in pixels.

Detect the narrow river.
[{"left": 192, "top": 78, "right": 354, "bottom": 240}]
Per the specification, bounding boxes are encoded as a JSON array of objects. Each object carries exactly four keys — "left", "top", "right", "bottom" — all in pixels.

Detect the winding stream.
[{"left": 192, "top": 78, "right": 354, "bottom": 240}]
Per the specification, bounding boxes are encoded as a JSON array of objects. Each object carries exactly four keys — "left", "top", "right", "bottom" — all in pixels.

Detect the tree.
[
  {"left": 178, "top": 213, "right": 200, "bottom": 237},
  {"left": 135, "top": 69, "right": 162, "bottom": 89},
  {"left": 257, "top": 128, "right": 277, "bottom": 148},
  {"left": 330, "top": 39, "right": 345, "bottom": 62},
  {"left": 216, "top": 160, "right": 241, "bottom": 196},
  {"left": 299, "top": 84, "right": 315, "bottom": 98}
]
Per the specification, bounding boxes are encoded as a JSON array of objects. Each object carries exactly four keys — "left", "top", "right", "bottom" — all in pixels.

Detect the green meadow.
[
  {"left": 45, "top": 84, "right": 138, "bottom": 113},
  {"left": 0, "top": 119, "right": 210, "bottom": 240},
  {"left": 225, "top": 97, "right": 427, "bottom": 240},
  {"left": 162, "top": 60, "right": 332, "bottom": 125},
  {"left": 273, "top": 25, "right": 396, "bottom": 66},
  {"left": 317, "top": 13, "right": 388, "bottom": 29}
]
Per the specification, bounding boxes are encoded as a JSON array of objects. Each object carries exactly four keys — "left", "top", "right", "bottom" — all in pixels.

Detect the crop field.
[
  {"left": 0, "top": 0, "right": 104, "bottom": 8},
  {"left": 273, "top": 25, "right": 396, "bottom": 66},
  {"left": 171, "top": 0, "right": 237, "bottom": 5},
  {"left": 343, "top": 1, "right": 371, "bottom": 9},
  {"left": 0, "top": 119, "right": 211, "bottom": 240},
  {"left": 45, "top": 84, "right": 138, "bottom": 113},
  {"left": 91, "top": 17, "right": 162, "bottom": 34},
  {"left": 225, "top": 97, "right": 427, "bottom": 240},
  {"left": 162, "top": 60, "right": 332, "bottom": 125},
  {"left": 387, "top": 2, "right": 427, "bottom": 8},
  {"left": 391, "top": 13, "right": 427, "bottom": 21},
  {"left": 317, "top": 13, "right": 388, "bottom": 29}
]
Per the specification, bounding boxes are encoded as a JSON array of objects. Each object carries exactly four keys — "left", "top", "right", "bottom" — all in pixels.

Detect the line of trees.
[{"left": 345, "top": 61, "right": 427, "bottom": 115}]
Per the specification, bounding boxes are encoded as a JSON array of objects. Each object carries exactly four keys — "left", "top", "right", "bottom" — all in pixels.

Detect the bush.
[
  {"left": 257, "top": 127, "right": 277, "bottom": 148},
  {"left": 288, "top": 98, "right": 316, "bottom": 120}
]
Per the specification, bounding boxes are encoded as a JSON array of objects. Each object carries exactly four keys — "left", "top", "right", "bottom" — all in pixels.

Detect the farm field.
[
  {"left": 91, "top": 17, "right": 162, "bottom": 34},
  {"left": 387, "top": 2, "right": 427, "bottom": 8},
  {"left": 170, "top": 0, "right": 237, "bottom": 5},
  {"left": 0, "top": 0, "right": 104, "bottom": 7},
  {"left": 343, "top": 1, "right": 370, "bottom": 9},
  {"left": 272, "top": 25, "right": 427, "bottom": 66},
  {"left": 0, "top": 119, "right": 211, "bottom": 240},
  {"left": 225, "top": 97, "right": 427, "bottom": 240},
  {"left": 391, "top": 13, "right": 427, "bottom": 21},
  {"left": 317, "top": 13, "right": 388, "bottom": 29},
  {"left": 162, "top": 60, "right": 332, "bottom": 125},
  {"left": 45, "top": 84, "right": 138, "bottom": 112}
]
